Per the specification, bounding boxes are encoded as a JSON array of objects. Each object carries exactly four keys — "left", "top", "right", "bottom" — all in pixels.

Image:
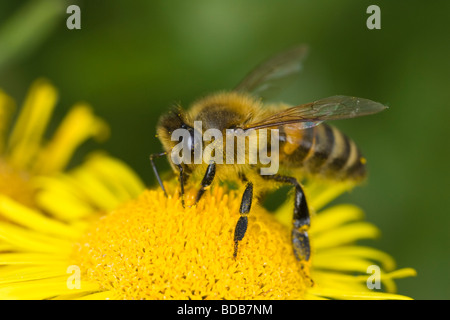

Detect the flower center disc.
[{"left": 74, "top": 187, "right": 312, "bottom": 300}]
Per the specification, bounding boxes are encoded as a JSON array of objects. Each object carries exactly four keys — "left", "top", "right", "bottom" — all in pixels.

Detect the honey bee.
[{"left": 150, "top": 45, "right": 387, "bottom": 262}]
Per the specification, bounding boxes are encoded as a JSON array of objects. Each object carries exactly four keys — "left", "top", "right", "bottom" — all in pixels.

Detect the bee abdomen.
[
  {"left": 281, "top": 124, "right": 366, "bottom": 181},
  {"left": 303, "top": 124, "right": 335, "bottom": 173},
  {"left": 320, "top": 125, "right": 366, "bottom": 180}
]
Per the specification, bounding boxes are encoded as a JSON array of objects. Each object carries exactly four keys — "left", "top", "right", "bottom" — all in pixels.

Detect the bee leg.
[
  {"left": 195, "top": 162, "right": 216, "bottom": 203},
  {"left": 238, "top": 172, "right": 248, "bottom": 182},
  {"left": 263, "top": 175, "right": 311, "bottom": 261},
  {"left": 233, "top": 182, "right": 253, "bottom": 258},
  {"left": 175, "top": 164, "right": 186, "bottom": 208},
  {"left": 149, "top": 152, "right": 168, "bottom": 197}
]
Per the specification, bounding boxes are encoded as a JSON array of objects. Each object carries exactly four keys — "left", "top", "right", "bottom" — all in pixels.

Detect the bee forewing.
[
  {"left": 243, "top": 96, "right": 387, "bottom": 130},
  {"left": 234, "top": 45, "right": 309, "bottom": 99},
  {"left": 302, "top": 95, "right": 388, "bottom": 120}
]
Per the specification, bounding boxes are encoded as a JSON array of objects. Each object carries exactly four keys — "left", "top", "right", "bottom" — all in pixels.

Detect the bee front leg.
[
  {"left": 149, "top": 152, "right": 168, "bottom": 197},
  {"left": 175, "top": 164, "right": 186, "bottom": 208},
  {"left": 233, "top": 182, "right": 253, "bottom": 258},
  {"left": 262, "top": 175, "right": 311, "bottom": 261},
  {"left": 195, "top": 162, "right": 216, "bottom": 204}
]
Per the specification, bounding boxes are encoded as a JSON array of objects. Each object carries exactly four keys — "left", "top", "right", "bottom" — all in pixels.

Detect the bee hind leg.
[
  {"left": 262, "top": 175, "right": 311, "bottom": 261},
  {"left": 233, "top": 182, "right": 253, "bottom": 258}
]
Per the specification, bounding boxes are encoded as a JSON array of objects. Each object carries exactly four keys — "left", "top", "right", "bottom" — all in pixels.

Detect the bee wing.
[
  {"left": 234, "top": 45, "right": 309, "bottom": 99},
  {"left": 244, "top": 95, "right": 388, "bottom": 130}
]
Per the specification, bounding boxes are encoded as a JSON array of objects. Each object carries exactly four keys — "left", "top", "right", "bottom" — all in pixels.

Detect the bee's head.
[{"left": 156, "top": 107, "right": 200, "bottom": 173}]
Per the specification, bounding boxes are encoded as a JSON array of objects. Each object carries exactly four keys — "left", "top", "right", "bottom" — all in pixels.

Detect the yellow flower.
[
  {"left": 0, "top": 80, "right": 415, "bottom": 299},
  {"left": 0, "top": 179, "right": 415, "bottom": 299},
  {"left": 0, "top": 79, "right": 109, "bottom": 207}
]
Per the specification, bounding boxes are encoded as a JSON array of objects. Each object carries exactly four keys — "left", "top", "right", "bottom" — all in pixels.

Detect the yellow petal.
[
  {"left": 310, "top": 204, "right": 365, "bottom": 235},
  {"left": 0, "top": 242, "right": 15, "bottom": 252},
  {"left": 0, "top": 265, "right": 67, "bottom": 285},
  {"left": 35, "top": 187, "right": 95, "bottom": 221},
  {"left": 0, "top": 276, "right": 100, "bottom": 300},
  {"left": 33, "top": 104, "right": 109, "bottom": 174},
  {"left": 308, "top": 287, "right": 414, "bottom": 300},
  {"left": 0, "top": 221, "right": 72, "bottom": 253},
  {"left": 385, "top": 268, "right": 417, "bottom": 279},
  {"left": 314, "top": 245, "right": 397, "bottom": 271},
  {"left": 380, "top": 268, "right": 417, "bottom": 293},
  {"left": 313, "top": 255, "right": 377, "bottom": 273},
  {"left": 313, "top": 222, "right": 380, "bottom": 249},
  {"left": 305, "top": 179, "right": 357, "bottom": 211},
  {"left": 6, "top": 79, "right": 58, "bottom": 169},
  {"left": 84, "top": 153, "right": 146, "bottom": 199},
  {"left": 69, "top": 167, "right": 123, "bottom": 210},
  {"left": 0, "top": 194, "right": 82, "bottom": 240},
  {"left": 0, "top": 253, "right": 68, "bottom": 265},
  {"left": 75, "top": 291, "right": 115, "bottom": 300}
]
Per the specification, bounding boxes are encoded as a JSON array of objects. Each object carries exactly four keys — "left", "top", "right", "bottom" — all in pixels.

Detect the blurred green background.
[{"left": 0, "top": 0, "right": 449, "bottom": 299}]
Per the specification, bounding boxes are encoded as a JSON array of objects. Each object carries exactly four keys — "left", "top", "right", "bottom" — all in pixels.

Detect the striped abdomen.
[{"left": 279, "top": 123, "right": 366, "bottom": 181}]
